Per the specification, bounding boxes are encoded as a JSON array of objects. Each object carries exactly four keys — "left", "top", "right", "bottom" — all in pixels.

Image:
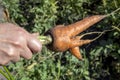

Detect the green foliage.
[{"left": 1, "top": 0, "right": 120, "bottom": 80}]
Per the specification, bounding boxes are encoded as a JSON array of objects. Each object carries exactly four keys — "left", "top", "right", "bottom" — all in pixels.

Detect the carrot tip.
[{"left": 69, "top": 47, "right": 82, "bottom": 60}]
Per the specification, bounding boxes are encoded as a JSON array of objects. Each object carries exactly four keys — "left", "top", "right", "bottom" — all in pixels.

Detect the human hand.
[{"left": 0, "top": 23, "right": 42, "bottom": 65}]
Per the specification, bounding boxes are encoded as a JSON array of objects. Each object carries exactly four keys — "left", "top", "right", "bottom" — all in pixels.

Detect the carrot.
[
  {"left": 44, "top": 8, "right": 120, "bottom": 60},
  {"left": 69, "top": 47, "right": 82, "bottom": 60},
  {"left": 45, "top": 15, "right": 106, "bottom": 60},
  {"left": 66, "top": 15, "right": 106, "bottom": 37}
]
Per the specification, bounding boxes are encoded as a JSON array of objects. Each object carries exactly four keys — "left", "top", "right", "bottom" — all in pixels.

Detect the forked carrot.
[{"left": 45, "top": 8, "right": 120, "bottom": 60}]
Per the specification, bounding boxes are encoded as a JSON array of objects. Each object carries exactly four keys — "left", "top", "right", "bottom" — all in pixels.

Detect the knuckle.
[
  {"left": 8, "top": 53, "right": 14, "bottom": 57},
  {"left": 7, "top": 47, "right": 15, "bottom": 57},
  {"left": 13, "top": 40, "right": 23, "bottom": 46},
  {"left": 14, "top": 41, "right": 21, "bottom": 45},
  {"left": 16, "top": 32, "right": 27, "bottom": 43}
]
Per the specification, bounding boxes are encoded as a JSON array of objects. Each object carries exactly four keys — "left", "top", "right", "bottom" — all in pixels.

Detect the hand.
[{"left": 0, "top": 23, "right": 42, "bottom": 65}]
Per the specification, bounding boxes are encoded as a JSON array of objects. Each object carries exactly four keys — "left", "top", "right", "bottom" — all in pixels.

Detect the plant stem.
[
  {"left": 3, "top": 66, "right": 14, "bottom": 80},
  {"left": 102, "top": 0, "right": 107, "bottom": 7},
  {"left": 113, "top": 0, "right": 118, "bottom": 8},
  {"left": 57, "top": 60, "right": 61, "bottom": 80},
  {"left": 105, "top": 7, "right": 120, "bottom": 17},
  {"left": 0, "top": 69, "right": 10, "bottom": 80},
  {"left": 38, "top": 35, "right": 52, "bottom": 45},
  {"left": 112, "top": 26, "right": 120, "bottom": 32}
]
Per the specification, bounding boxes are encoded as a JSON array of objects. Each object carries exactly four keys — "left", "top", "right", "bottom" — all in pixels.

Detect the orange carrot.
[
  {"left": 45, "top": 8, "right": 120, "bottom": 60},
  {"left": 47, "top": 15, "right": 105, "bottom": 49},
  {"left": 45, "top": 15, "right": 106, "bottom": 60},
  {"left": 66, "top": 15, "right": 106, "bottom": 37},
  {"left": 69, "top": 47, "right": 82, "bottom": 60}
]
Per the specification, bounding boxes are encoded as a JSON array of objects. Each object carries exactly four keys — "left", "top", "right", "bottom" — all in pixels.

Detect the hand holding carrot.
[
  {"left": 0, "top": 7, "right": 120, "bottom": 65},
  {"left": 0, "top": 23, "right": 42, "bottom": 65}
]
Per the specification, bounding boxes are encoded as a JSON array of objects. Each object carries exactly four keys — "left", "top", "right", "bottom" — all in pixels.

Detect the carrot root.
[
  {"left": 44, "top": 7, "right": 120, "bottom": 60},
  {"left": 69, "top": 47, "right": 82, "bottom": 60},
  {"left": 66, "top": 15, "right": 106, "bottom": 37},
  {"left": 105, "top": 7, "right": 120, "bottom": 17}
]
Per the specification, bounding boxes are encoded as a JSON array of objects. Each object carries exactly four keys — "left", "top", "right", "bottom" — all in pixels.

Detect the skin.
[{"left": 0, "top": 23, "right": 42, "bottom": 65}]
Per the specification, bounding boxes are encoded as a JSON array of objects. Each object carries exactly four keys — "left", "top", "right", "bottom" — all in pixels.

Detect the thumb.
[{"left": 27, "top": 35, "right": 42, "bottom": 53}]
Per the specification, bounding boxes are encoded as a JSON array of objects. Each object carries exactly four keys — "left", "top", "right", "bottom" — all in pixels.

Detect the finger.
[
  {"left": 0, "top": 57, "right": 10, "bottom": 65},
  {"left": 0, "top": 43, "right": 13, "bottom": 65},
  {"left": 10, "top": 53, "right": 20, "bottom": 62},
  {"left": 20, "top": 46, "right": 32, "bottom": 59},
  {"left": 27, "top": 35, "right": 42, "bottom": 53},
  {"left": 11, "top": 57, "right": 20, "bottom": 62},
  {"left": 0, "top": 50, "right": 10, "bottom": 65},
  {"left": 0, "top": 60, "right": 9, "bottom": 66}
]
